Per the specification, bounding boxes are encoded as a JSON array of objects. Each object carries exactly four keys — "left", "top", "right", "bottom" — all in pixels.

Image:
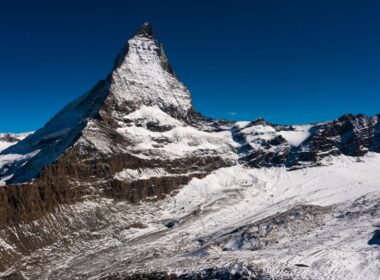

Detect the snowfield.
[
  {"left": 278, "top": 124, "right": 313, "bottom": 146},
  {"left": 123, "top": 105, "right": 182, "bottom": 127},
  {"left": 0, "top": 132, "right": 34, "bottom": 186},
  {"left": 119, "top": 154, "right": 380, "bottom": 280},
  {"left": 2, "top": 153, "right": 379, "bottom": 279},
  {"left": 115, "top": 106, "right": 238, "bottom": 160},
  {"left": 158, "top": 153, "right": 380, "bottom": 239}
]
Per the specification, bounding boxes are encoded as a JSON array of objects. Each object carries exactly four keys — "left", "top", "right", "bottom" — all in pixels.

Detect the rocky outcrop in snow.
[{"left": 286, "top": 113, "right": 380, "bottom": 167}]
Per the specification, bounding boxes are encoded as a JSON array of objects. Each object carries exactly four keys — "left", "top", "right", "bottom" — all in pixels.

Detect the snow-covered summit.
[{"left": 109, "top": 23, "right": 192, "bottom": 118}]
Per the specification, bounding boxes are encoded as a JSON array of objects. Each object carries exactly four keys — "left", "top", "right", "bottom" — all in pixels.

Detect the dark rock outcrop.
[
  {"left": 234, "top": 114, "right": 380, "bottom": 169},
  {"left": 286, "top": 113, "right": 377, "bottom": 167}
]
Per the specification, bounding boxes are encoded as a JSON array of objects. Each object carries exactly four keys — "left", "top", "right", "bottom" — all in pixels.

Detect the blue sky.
[{"left": 1, "top": 0, "right": 380, "bottom": 132}]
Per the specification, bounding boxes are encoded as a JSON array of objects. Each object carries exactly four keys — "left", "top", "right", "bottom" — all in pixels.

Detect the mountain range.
[{"left": 0, "top": 23, "right": 379, "bottom": 280}]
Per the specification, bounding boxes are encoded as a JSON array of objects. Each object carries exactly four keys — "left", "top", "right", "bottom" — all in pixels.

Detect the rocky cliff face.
[
  {"left": 286, "top": 113, "right": 380, "bottom": 167},
  {"left": 233, "top": 113, "right": 380, "bottom": 169},
  {"left": 0, "top": 23, "right": 380, "bottom": 279}
]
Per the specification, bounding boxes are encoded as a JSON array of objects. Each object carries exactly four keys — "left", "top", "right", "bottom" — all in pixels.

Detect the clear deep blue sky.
[{"left": 1, "top": 0, "right": 380, "bottom": 132}]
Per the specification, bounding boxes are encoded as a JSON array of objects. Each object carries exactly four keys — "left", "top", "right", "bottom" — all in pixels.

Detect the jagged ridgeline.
[{"left": 0, "top": 23, "right": 379, "bottom": 280}]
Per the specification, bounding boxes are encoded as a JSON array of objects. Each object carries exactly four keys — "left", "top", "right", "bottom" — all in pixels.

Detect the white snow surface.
[
  {"left": 145, "top": 153, "right": 379, "bottom": 280},
  {"left": 115, "top": 168, "right": 170, "bottom": 182},
  {"left": 114, "top": 105, "right": 238, "bottom": 160},
  {"left": 0, "top": 150, "right": 40, "bottom": 186},
  {"left": 115, "top": 167, "right": 203, "bottom": 183},
  {"left": 117, "top": 124, "right": 237, "bottom": 159},
  {"left": 241, "top": 124, "right": 277, "bottom": 142},
  {"left": 94, "top": 153, "right": 379, "bottom": 280},
  {"left": 0, "top": 143, "right": 9, "bottom": 153},
  {"left": 0, "top": 132, "right": 32, "bottom": 152},
  {"left": 123, "top": 105, "right": 182, "bottom": 127},
  {"left": 162, "top": 153, "right": 380, "bottom": 232},
  {"left": 278, "top": 124, "right": 313, "bottom": 146}
]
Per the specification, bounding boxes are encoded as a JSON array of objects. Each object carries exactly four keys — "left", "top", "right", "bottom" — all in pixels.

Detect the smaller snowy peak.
[
  {"left": 251, "top": 117, "right": 271, "bottom": 126},
  {"left": 0, "top": 132, "right": 32, "bottom": 152},
  {"left": 232, "top": 122, "right": 291, "bottom": 167},
  {"left": 337, "top": 113, "right": 364, "bottom": 122},
  {"left": 284, "top": 113, "right": 380, "bottom": 168},
  {"left": 233, "top": 121, "right": 312, "bottom": 148},
  {"left": 241, "top": 124, "right": 277, "bottom": 141}
]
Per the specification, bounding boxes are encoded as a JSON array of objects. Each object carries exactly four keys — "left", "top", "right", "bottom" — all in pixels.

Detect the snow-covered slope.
[
  {"left": 0, "top": 132, "right": 31, "bottom": 152},
  {"left": 2, "top": 154, "right": 379, "bottom": 279}
]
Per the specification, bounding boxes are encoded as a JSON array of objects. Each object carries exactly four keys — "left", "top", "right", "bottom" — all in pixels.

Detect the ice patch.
[
  {"left": 0, "top": 150, "right": 40, "bottom": 185},
  {"left": 0, "top": 150, "right": 40, "bottom": 170},
  {"left": 115, "top": 168, "right": 171, "bottom": 182},
  {"left": 117, "top": 124, "right": 238, "bottom": 159},
  {"left": 0, "top": 132, "right": 32, "bottom": 152},
  {"left": 123, "top": 105, "right": 182, "bottom": 127},
  {"left": 278, "top": 125, "right": 312, "bottom": 146}
]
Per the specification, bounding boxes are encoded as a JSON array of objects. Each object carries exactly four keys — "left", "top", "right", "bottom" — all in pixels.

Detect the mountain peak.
[
  {"left": 135, "top": 21, "right": 154, "bottom": 39},
  {"left": 110, "top": 23, "right": 193, "bottom": 118},
  {"left": 252, "top": 117, "right": 270, "bottom": 126}
]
